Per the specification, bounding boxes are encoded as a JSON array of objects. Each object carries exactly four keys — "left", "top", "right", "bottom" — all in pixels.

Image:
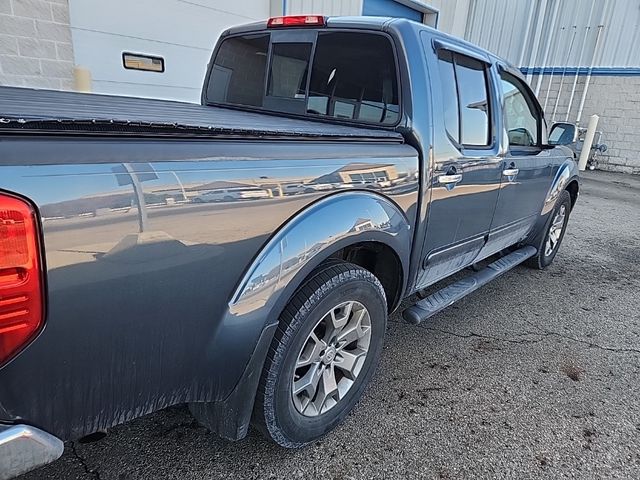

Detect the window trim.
[
  {"left": 432, "top": 39, "right": 492, "bottom": 65},
  {"left": 498, "top": 67, "right": 545, "bottom": 154},
  {"left": 203, "top": 29, "right": 403, "bottom": 129}
]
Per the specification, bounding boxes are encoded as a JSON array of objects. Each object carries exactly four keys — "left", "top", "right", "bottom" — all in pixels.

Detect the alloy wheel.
[
  {"left": 545, "top": 204, "right": 567, "bottom": 257},
  {"left": 291, "top": 301, "right": 372, "bottom": 417}
]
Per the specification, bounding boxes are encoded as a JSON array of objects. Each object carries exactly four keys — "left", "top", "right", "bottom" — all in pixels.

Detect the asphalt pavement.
[{"left": 20, "top": 170, "right": 640, "bottom": 480}]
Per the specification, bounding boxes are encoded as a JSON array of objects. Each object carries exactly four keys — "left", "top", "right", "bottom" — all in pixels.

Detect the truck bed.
[{"left": 0, "top": 86, "right": 403, "bottom": 142}]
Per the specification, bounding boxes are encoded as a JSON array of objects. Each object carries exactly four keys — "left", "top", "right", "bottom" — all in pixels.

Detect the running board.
[{"left": 403, "top": 246, "right": 537, "bottom": 325}]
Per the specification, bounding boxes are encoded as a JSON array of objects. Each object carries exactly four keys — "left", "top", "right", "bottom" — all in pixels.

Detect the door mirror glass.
[{"left": 549, "top": 122, "right": 577, "bottom": 145}]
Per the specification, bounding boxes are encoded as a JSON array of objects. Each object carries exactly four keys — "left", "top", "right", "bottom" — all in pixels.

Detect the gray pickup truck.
[{"left": 0, "top": 15, "right": 579, "bottom": 479}]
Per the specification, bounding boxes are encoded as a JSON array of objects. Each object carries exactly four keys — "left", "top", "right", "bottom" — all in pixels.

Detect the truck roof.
[
  {"left": 0, "top": 87, "right": 403, "bottom": 142},
  {"left": 223, "top": 15, "right": 517, "bottom": 76}
]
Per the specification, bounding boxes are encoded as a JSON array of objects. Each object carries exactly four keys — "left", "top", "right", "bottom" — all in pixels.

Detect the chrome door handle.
[
  {"left": 503, "top": 168, "right": 519, "bottom": 176},
  {"left": 438, "top": 173, "right": 463, "bottom": 185}
]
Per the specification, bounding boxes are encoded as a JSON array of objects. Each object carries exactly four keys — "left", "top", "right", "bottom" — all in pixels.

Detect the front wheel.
[
  {"left": 253, "top": 262, "right": 387, "bottom": 447},
  {"left": 526, "top": 190, "right": 572, "bottom": 269}
]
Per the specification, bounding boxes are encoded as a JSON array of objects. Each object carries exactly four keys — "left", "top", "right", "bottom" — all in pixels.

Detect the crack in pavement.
[
  {"left": 421, "top": 326, "right": 546, "bottom": 345},
  {"left": 521, "top": 318, "right": 640, "bottom": 355},
  {"left": 390, "top": 316, "right": 640, "bottom": 355},
  {"left": 70, "top": 441, "right": 101, "bottom": 480}
]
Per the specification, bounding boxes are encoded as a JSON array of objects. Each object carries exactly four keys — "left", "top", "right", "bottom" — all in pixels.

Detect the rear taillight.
[
  {"left": 267, "top": 15, "right": 326, "bottom": 27},
  {"left": 0, "top": 193, "right": 43, "bottom": 365}
]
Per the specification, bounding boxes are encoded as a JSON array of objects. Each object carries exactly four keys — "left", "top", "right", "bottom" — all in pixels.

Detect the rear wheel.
[
  {"left": 526, "top": 190, "right": 572, "bottom": 269},
  {"left": 253, "top": 262, "right": 387, "bottom": 447}
]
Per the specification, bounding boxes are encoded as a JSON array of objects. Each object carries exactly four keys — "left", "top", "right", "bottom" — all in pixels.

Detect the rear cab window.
[{"left": 206, "top": 30, "right": 400, "bottom": 126}]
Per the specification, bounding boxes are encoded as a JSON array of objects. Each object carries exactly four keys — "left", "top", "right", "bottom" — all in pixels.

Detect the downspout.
[
  {"left": 565, "top": 0, "right": 596, "bottom": 121},
  {"left": 518, "top": 0, "right": 537, "bottom": 67},
  {"left": 464, "top": 0, "right": 477, "bottom": 39},
  {"left": 526, "top": 0, "right": 549, "bottom": 84},
  {"left": 577, "top": 0, "right": 612, "bottom": 124},
  {"left": 543, "top": 25, "right": 565, "bottom": 111},
  {"left": 535, "top": 0, "right": 561, "bottom": 96},
  {"left": 576, "top": 24, "right": 604, "bottom": 124},
  {"left": 551, "top": 25, "right": 577, "bottom": 123}
]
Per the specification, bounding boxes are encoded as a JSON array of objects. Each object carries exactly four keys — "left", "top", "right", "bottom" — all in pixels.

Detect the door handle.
[
  {"left": 438, "top": 173, "right": 463, "bottom": 185},
  {"left": 502, "top": 168, "right": 519, "bottom": 176}
]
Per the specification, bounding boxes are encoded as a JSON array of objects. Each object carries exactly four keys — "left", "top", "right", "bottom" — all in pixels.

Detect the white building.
[{"left": 0, "top": 0, "right": 639, "bottom": 174}]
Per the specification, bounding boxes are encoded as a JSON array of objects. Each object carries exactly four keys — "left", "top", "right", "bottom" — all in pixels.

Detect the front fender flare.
[{"left": 542, "top": 157, "right": 579, "bottom": 216}]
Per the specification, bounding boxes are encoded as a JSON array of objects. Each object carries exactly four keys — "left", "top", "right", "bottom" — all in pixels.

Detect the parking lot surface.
[{"left": 21, "top": 171, "right": 640, "bottom": 480}]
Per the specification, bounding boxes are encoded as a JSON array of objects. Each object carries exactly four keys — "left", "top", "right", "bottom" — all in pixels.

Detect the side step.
[{"left": 403, "top": 246, "right": 537, "bottom": 325}]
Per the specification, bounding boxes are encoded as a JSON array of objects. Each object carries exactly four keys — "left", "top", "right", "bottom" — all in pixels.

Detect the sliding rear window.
[{"left": 206, "top": 31, "right": 400, "bottom": 126}]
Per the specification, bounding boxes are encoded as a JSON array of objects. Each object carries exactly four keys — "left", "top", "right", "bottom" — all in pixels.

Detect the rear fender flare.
[
  {"left": 230, "top": 190, "right": 412, "bottom": 323},
  {"left": 204, "top": 191, "right": 412, "bottom": 439}
]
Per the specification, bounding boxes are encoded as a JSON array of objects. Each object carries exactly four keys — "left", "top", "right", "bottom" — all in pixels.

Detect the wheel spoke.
[
  {"left": 330, "top": 302, "right": 353, "bottom": 330},
  {"left": 323, "top": 302, "right": 353, "bottom": 343},
  {"left": 552, "top": 216, "right": 564, "bottom": 228},
  {"left": 337, "top": 308, "right": 368, "bottom": 347},
  {"left": 293, "top": 362, "right": 323, "bottom": 398},
  {"left": 334, "top": 348, "right": 366, "bottom": 380},
  {"left": 296, "top": 331, "right": 326, "bottom": 367},
  {"left": 313, "top": 364, "right": 339, "bottom": 413}
]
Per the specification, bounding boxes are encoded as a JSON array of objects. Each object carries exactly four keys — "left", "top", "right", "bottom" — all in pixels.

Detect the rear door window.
[
  {"left": 435, "top": 49, "right": 492, "bottom": 148},
  {"left": 455, "top": 55, "right": 491, "bottom": 147}
]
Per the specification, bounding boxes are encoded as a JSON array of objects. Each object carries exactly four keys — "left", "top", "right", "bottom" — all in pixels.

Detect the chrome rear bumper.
[{"left": 0, "top": 424, "right": 63, "bottom": 480}]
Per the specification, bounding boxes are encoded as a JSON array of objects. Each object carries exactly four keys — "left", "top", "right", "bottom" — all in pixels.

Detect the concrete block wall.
[
  {"left": 0, "top": 0, "right": 74, "bottom": 90},
  {"left": 534, "top": 73, "right": 640, "bottom": 175}
]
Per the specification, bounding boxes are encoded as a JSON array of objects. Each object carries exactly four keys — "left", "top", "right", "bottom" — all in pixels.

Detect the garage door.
[
  {"left": 69, "top": 0, "right": 270, "bottom": 102},
  {"left": 362, "top": 0, "right": 423, "bottom": 22}
]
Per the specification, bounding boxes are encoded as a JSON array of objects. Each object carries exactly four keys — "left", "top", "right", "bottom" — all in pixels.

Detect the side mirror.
[{"left": 548, "top": 122, "right": 578, "bottom": 146}]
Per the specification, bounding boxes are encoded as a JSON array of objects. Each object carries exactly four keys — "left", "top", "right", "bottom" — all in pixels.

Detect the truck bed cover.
[{"left": 0, "top": 87, "right": 403, "bottom": 142}]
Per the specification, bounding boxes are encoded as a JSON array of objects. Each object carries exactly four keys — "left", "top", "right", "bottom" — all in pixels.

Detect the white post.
[
  {"left": 578, "top": 114, "right": 599, "bottom": 171},
  {"left": 577, "top": 24, "right": 604, "bottom": 124}
]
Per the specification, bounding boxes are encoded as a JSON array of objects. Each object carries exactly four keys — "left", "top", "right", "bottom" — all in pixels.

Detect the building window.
[{"left": 122, "top": 53, "right": 165, "bottom": 73}]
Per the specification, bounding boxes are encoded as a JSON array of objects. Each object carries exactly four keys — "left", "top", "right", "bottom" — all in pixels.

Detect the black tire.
[
  {"left": 525, "top": 190, "right": 572, "bottom": 269},
  {"left": 253, "top": 262, "right": 387, "bottom": 448}
]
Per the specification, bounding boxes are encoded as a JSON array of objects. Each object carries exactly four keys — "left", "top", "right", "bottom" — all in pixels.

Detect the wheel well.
[
  {"left": 566, "top": 180, "right": 579, "bottom": 210},
  {"left": 329, "top": 242, "right": 403, "bottom": 312}
]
